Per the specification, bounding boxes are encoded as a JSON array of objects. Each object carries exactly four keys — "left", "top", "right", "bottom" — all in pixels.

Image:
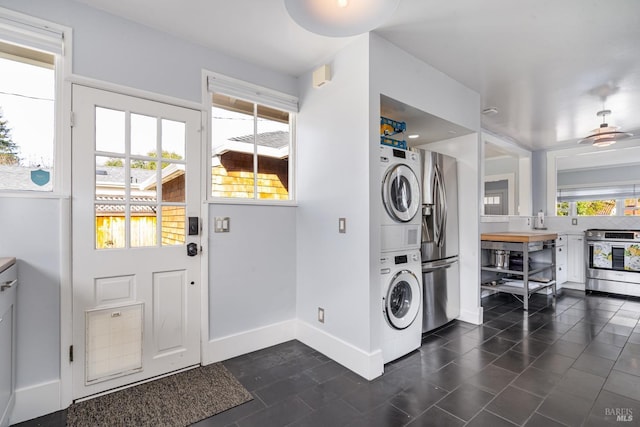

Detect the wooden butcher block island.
[
  {"left": 481, "top": 232, "right": 558, "bottom": 310},
  {"left": 481, "top": 231, "right": 558, "bottom": 243}
]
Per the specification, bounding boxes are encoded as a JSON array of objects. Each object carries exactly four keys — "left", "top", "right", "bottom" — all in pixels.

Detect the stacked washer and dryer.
[{"left": 379, "top": 144, "right": 423, "bottom": 364}]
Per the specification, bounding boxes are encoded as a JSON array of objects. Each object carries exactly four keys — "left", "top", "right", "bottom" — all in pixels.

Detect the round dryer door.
[
  {"left": 382, "top": 164, "right": 420, "bottom": 222},
  {"left": 384, "top": 270, "right": 421, "bottom": 330}
]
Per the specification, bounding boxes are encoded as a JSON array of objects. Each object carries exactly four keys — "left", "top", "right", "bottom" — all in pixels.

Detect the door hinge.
[
  {"left": 70, "top": 111, "right": 75, "bottom": 127},
  {"left": 69, "top": 345, "right": 74, "bottom": 362}
]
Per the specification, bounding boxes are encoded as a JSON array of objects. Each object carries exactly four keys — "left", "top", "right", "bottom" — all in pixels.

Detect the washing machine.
[
  {"left": 380, "top": 249, "right": 423, "bottom": 364},
  {"left": 380, "top": 145, "right": 421, "bottom": 252}
]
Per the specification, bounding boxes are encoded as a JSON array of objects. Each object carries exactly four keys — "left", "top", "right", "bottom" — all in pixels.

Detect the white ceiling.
[{"left": 75, "top": 0, "right": 640, "bottom": 151}]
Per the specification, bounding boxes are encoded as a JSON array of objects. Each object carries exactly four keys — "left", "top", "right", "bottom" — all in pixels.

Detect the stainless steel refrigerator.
[{"left": 419, "top": 150, "right": 460, "bottom": 333}]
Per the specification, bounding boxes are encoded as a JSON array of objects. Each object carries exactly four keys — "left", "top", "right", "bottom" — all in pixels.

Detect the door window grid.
[{"left": 94, "top": 107, "right": 187, "bottom": 249}]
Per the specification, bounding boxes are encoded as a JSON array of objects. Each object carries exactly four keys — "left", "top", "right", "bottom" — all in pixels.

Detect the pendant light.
[
  {"left": 578, "top": 108, "right": 632, "bottom": 147},
  {"left": 284, "top": 0, "right": 400, "bottom": 37}
]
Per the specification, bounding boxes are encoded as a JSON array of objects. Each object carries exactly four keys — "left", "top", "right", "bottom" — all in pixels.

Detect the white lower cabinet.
[
  {"left": 567, "top": 234, "right": 585, "bottom": 283},
  {"left": 556, "top": 234, "right": 568, "bottom": 287}
]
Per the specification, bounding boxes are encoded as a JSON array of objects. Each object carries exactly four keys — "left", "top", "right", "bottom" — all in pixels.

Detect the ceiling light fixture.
[
  {"left": 408, "top": 134, "right": 419, "bottom": 139},
  {"left": 283, "top": 0, "right": 400, "bottom": 37},
  {"left": 578, "top": 108, "right": 632, "bottom": 147}
]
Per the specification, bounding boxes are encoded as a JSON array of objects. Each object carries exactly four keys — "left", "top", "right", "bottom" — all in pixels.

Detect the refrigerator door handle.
[
  {"left": 422, "top": 257, "right": 458, "bottom": 272},
  {"left": 434, "top": 163, "right": 447, "bottom": 247}
]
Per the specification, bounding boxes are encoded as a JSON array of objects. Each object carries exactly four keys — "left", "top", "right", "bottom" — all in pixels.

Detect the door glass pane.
[
  {"left": 256, "top": 105, "right": 289, "bottom": 200},
  {"left": 130, "top": 205, "right": 157, "bottom": 247},
  {"left": 131, "top": 113, "right": 157, "bottom": 157},
  {"left": 211, "top": 94, "right": 255, "bottom": 199},
  {"left": 95, "top": 156, "right": 126, "bottom": 198},
  {"left": 162, "top": 119, "right": 185, "bottom": 160},
  {"left": 161, "top": 206, "right": 185, "bottom": 246},
  {"left": 95, "top": 107, "right": 125, "bottom": 153},
  {"left": 95, "top": 204, "right": 125, "bottom": 249},
  {"left": 130, "top": 165, "right": 158, "bottom": 203},
  {"left": 161, "top": 166, "right": 185, "bottom": 203}
]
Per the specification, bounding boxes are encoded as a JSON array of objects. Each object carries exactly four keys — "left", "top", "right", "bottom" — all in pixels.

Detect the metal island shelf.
[{"left": 481, "top": 232, "right": 558, "bottom": 310}]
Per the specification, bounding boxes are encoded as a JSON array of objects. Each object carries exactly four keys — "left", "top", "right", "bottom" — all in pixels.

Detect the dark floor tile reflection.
[{"left": 13, "top": 290, "right": 640, "bottom": 427}]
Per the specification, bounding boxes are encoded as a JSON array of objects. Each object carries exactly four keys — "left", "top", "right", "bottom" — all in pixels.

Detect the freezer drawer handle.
[{"left": 1, "top": 279, "right": 16, "bottom": 292}]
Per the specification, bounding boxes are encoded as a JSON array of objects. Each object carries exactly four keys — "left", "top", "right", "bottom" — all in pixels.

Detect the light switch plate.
[
  {"left": 339, "top": 218, "right": 346, "bottom": 233},
  {"left": 214, "top": 217, "right": 230, "bottom": 233},
  {"left": 572, "top": 218, "right": 578, "bottom": 226}
]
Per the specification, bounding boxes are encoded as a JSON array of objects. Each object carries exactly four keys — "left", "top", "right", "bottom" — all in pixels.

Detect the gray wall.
[
  {"left": 0, "top": 197, "right": 61, "bottom": 387},
  {"left": 208, "top": 204, "right": 296, "bottom": 338},
  {"left": 532, "top": 150, "right": 547, "bottom": 213},
  {"left": 557, "top": 165, "right": 640, "bottom": 187},
  {"left": 0, "top": 0, "right": 297, "bottom": 102},
  {"left": 0, "top": 0, "right": 298, "bottom": 397}
]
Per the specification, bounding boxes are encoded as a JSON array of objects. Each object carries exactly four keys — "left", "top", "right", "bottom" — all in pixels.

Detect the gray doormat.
[{"left": 67, "top": 363, "right": 252, "bottom": 427}]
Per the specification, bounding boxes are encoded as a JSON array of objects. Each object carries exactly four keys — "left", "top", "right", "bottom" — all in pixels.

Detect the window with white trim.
[
  {"left": 207, "top": 73, "right": 297, "bottom": 201},
  {"left": 0, "top": 10, "right": 65, "bottom": 192}
]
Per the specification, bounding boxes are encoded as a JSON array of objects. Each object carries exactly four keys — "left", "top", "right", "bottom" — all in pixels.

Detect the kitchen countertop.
[
  {"left": 481, "top": 231, "right": 558, "bottom": 243},
  {"left": 0, "top": 257, "right": 16, "bottom": 274}
]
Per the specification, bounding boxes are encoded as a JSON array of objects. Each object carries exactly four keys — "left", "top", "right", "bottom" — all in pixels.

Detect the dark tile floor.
[{"left": 16, "top": 290, "right": 640, "bottom": 427}]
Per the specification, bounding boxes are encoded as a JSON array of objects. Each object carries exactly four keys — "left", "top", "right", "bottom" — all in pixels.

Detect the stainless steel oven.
[{"left": 585, "top": 229, "right": 640, "bottom": 297}]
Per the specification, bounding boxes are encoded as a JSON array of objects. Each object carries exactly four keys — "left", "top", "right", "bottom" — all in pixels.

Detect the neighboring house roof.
[
  {"left": 229, "top": 130, "right": 289, "bottom": 149},
  {"left": 0, "top": 165, "right": 53, "bottom": 191},
  {"left": 96, "top": 166, "right": 156, "bottom": 185},
  {"left": 213, "top": 131, "right": 290, "bottom": 159}
]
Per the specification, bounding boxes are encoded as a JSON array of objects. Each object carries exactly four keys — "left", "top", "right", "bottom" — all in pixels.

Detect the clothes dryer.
[
  {"left": 380, "top": 249, "right": 422, "bottom": 364},
  {"left": 380, "top": 145, "right": 421, "bottom": 252}
]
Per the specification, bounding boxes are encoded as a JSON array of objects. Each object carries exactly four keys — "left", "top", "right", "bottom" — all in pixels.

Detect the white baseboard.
[
  {"left": 458, "top": 307, "right": 483, "bottom": 325},
  {"left": 10, "top": 380, "right": 60, "bottom": 425},
  {"left": 203, "top": 319, "right": 297, "bottom": 365},
  {"left": 562, "top": 281, "right": 585, "bottom": 291},
  {"left": 295, "top": 320, "right": 384, "bottom": 381}
]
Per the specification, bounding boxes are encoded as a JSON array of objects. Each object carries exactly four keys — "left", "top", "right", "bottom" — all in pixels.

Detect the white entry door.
[{"left": 71, "top": 85, "right": 202, "bottom": 399}]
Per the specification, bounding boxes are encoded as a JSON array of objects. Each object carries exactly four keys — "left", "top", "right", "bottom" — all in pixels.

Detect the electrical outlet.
[
  {"left": 527, "top": 218, "right": 531, "bottom": 226},
  {"left": 572, "top": 218, "right": 578, "bottom": 226},
  {"left": 318, "top": 307, "right": 325, "bottom": 323}
]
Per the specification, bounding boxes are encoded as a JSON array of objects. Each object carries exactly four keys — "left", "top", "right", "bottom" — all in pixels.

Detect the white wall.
[{"left": 296, "top": 35, "right": 377, "bottom": 378}]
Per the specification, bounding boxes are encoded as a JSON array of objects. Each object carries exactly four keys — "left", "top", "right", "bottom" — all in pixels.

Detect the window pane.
[
  {"left": 576, "top": 200, "right": 616, "bottom": 216},
  {"left": 130, "top": 205, "right": 157, "bottom": 247},
  {"left": 131, "top": 113, "right": 157, "bottom": 157},
  {"left": 161, "top": 166, "right": 185, "bottom": 203},
  {"left": 96, "top": 204, "right": 126, "bottom": 249},
  {"left": 161, "top": 206, "right": 185, "bottom": 246},
  {"left": 131, "top": 166, "right": 157, "bottom": 203},
  {"left": 0, "top": 54, "right": 54, "bottom": 191},
  {"left": 96, "top": 155, "right": 125, "bottom": 199},
  {"left": 96, "top": 107, "right": 125, "bottom": 153},
  {"left": 256, "top": 105, "right": 289, "bottom": 200},
  {"left": 211, "top": 94, "right": 255, "bottom": 199},
  {"left": 162, "top": 119, "right": 185, "bottom": 160}
]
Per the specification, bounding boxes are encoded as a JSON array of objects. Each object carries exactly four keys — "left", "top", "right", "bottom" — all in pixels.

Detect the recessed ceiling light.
[
  {"left": 482, "top": 107, "right": 498, "bottom": 115},
  {"left": 408, "top": 134, "right": 419, "bottom": 139}
]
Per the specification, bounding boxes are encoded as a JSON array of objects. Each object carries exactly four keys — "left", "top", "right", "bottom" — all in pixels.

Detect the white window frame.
[
  {"left": 0, "top": 7, "right": 72, "bottom": 197},
  {"left": 204, "top": 71, "right": 298, "bottom": 205}
]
